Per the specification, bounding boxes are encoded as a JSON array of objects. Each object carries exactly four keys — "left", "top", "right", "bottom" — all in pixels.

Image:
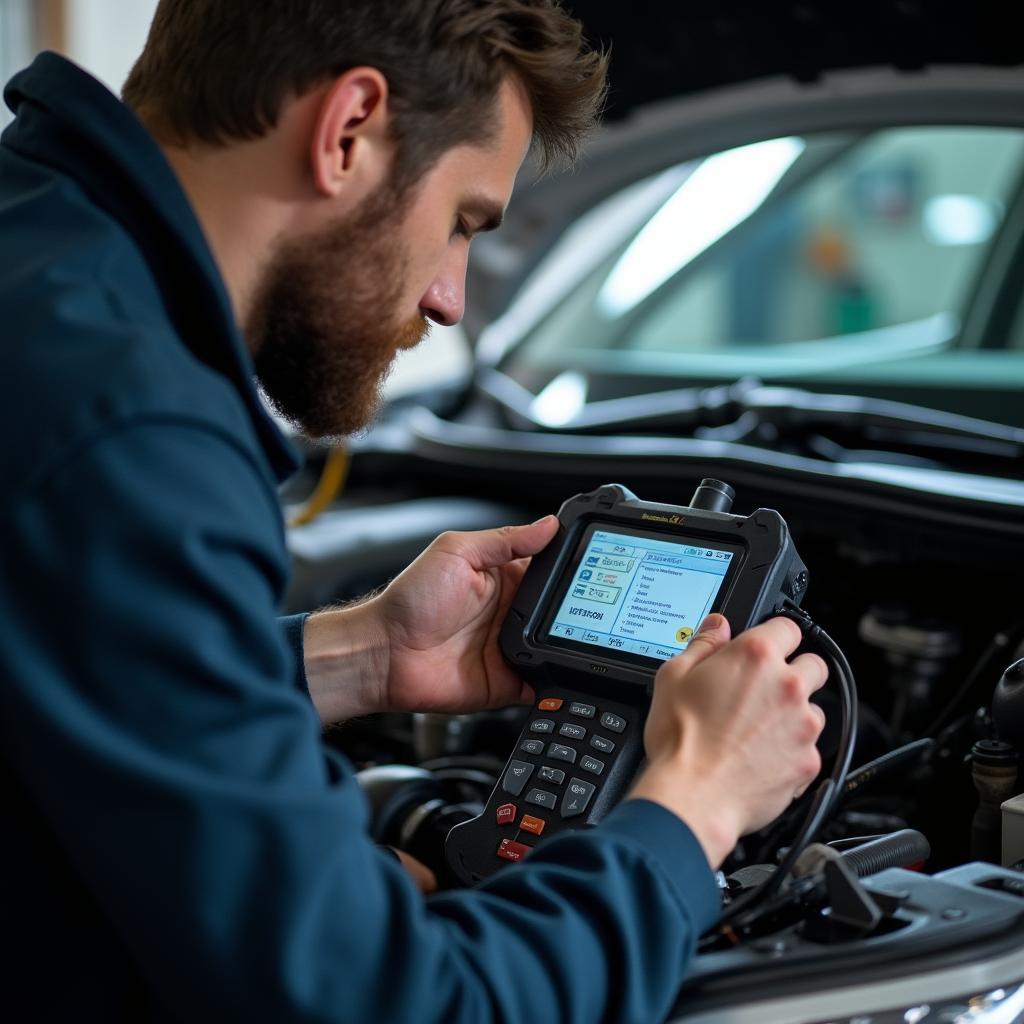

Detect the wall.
[
  {"left": 63, "top": 0, "right": 159, "bottom": 93},
  {"left": 0, "top": 0, "right": 35, "bottom": 127}
]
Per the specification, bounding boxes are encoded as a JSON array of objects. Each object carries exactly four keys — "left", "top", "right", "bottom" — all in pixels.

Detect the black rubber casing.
[{"left": 445, "top": 483, "right": 808, "bottom": 885}]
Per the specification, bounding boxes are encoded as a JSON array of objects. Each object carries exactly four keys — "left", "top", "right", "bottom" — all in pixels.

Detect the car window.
[{"left": 512, "top": 127, "right": 1024, "bottom": 386}]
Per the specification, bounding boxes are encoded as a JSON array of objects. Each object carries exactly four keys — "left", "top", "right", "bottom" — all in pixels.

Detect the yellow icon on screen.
[{"left": 675, "top": 626, "right": 694, "bottom": 643}]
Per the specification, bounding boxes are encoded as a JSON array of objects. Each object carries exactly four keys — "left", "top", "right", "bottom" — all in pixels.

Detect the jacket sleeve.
[
  {"left": 0, "top": 418, "right": 720, "bottom": 1024},
  {"left": 279, "top": 612, "right": 311, "bottom": 695}
]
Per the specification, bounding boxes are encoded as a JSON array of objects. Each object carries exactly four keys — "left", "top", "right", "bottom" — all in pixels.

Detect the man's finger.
[
  {"left": 441, "top": 516, "right": 559, "bottom": 569},
  {"left": 808, "top": 702, "right": 827, "bottom": 734},
  {"left": 667, "top": 613, "right": 732, "bottom": 672},
  {"left": 743, "top": 615, "right": 804, "bottom": 657},
  {"left": 791, "top": 651, "right": 830, "bottom": 693}
]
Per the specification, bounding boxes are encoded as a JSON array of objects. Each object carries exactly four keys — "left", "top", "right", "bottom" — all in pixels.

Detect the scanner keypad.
[{"left": 493, "top": 696, "right": 630, "bottom": 863}]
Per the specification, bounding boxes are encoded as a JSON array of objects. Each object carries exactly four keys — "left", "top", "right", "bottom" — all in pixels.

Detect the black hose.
[{"left": 841, "top": 828, "right": 930, "bottom": 877}]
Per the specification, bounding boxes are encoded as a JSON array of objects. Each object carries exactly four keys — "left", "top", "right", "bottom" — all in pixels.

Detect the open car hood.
[{"left": 565, "top": 0, "right": 1018, "bottom": 120}]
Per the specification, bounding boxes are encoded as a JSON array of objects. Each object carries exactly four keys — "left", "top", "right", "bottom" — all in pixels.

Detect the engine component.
[
  {"left": 357, "top": 764, "right": 480, "bottom": 886},
  {"left": 969, "top": 739, "right": 1019, "bottom": 863},
  {"left": 992, "top": 657, "right": 1024, "bottom": 748},
  {"left": 858, "top": 605, "right": 960, "bottom": 738},
  {"left": 1001, "top": 792, "right": 1024, "bottom": 867},
  {"left": 712, "top": 830, "right": 929, "bottom": 948},
  {"left": 793, "top": 830, "right": 931, "bottom": 881}
]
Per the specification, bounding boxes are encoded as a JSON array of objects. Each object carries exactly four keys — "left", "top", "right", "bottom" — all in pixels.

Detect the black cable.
[
  {"left": 713, "top": 607, "right": 857, "bottom": 933},
  {"left": 752, "top": 779, "right": 837, "bottom": 904},
  {"left": 839, "top": 738, "right": 934, "bottom": 805},
  {"left": 809, "top": 623, "right": 858, "bottom": 823}
]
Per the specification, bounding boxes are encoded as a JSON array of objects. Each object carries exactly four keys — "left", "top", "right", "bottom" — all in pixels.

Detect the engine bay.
[{"left": 283, "top": 420, "right": 1024, "bottom": 1013}]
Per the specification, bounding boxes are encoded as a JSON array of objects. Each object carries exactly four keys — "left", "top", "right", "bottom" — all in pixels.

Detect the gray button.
[
  {"left": 559, "top": 722, "right": 586, "bottom": 740},
  {"left": 600, "top": 712, "right": 626, "bottom": 733},
  {"left": 590, "top": 735, "right": 615, "bottom": 754},
  {"left": 580, "top": 755, "right": 605, "bottom": 776},
  {"left": 525, "top": 788, "right": 557, "bottom": 810},
  {"left": 569, "top": 702, "right": 596, "bottom": 718},
  {"left": 547, "top": 743, "right": 577, "bottom": 764},
  {"left": 529, "top": 719, "right": 555, "bottom": 734},
  {"left": 538, "top": 765, "right": 565, "bottom": 785},
  {"left": 501, "top": 760, "right": 534, "bottom": 797},
  {"left": 520, "top": 738, "right": 545, "bottom": 755},
  {"left": 561, "top": 778, "right": 596, "bottom": 819}
]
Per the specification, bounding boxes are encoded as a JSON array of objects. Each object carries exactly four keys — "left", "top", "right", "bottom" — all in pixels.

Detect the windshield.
[{"left": 498, "top": 126, "right": 1024, "bottom": 429}]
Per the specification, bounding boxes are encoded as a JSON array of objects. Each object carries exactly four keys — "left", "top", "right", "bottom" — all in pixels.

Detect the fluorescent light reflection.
[
  {"left": 529, "top": 371, "right": 588, "bottom": 427},
  {"left": 923, "top": 194, "right": 998, "bottom": 247},
  {"left": 597, "top": 137, "right": 806, "bottom": 319}
]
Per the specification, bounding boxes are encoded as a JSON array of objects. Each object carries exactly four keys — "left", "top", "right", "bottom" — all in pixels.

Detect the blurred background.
[
  {"left": 2, "top": 2, "right": 1022, "bottom": 424},
  {"left": 1, "top": 0, "right": 158, "bottom": 105}
]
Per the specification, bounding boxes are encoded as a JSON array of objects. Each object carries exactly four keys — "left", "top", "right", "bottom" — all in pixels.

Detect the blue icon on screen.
[
  {"left": 579, "top": 570, "right": 593, "bottom": 581},
  {"left": 586, "top": 556, "right": 599, "bottom": 566}
]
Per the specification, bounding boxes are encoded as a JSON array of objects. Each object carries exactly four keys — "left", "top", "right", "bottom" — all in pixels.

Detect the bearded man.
[{"left": 0, "top": 2, "right": 826, "bottom": 1021}]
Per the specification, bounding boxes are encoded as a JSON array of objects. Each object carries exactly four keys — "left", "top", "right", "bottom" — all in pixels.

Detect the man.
[{"left": 0, "top": 1, "right": 827, "bottom": 1021}]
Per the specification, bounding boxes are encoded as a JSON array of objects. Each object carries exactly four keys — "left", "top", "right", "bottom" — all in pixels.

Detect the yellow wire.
[{"left": 289, "top": 445, "right": 350, "bottom": 527}]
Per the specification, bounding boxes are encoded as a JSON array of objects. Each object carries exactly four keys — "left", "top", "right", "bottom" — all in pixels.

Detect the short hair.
[{"left": 122, "top": 0, "right": 608, "bottom": 185}]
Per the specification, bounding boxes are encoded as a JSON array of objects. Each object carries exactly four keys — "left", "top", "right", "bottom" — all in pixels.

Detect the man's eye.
[{"left": 452, "top": 218, "right": 473, "bottom": 241}]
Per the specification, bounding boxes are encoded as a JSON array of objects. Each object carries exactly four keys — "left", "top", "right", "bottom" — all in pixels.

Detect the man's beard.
[{"left": 248, "top": 187, "right": 429, "bottom": 439}]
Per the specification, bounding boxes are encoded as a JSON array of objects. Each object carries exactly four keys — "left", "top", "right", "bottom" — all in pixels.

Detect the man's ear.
[{"left": 310, "top": 67, "right": 391, "bottom": 198}]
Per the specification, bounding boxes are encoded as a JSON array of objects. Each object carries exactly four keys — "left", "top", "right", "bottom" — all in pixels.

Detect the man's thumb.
[{"left": 676, "top": 613, "right": 731, "bottom": 668}]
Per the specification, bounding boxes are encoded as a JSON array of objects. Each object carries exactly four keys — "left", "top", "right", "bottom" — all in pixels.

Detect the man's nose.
[{"left": 419, "top": 253, "right": 467, "bottom": 327}]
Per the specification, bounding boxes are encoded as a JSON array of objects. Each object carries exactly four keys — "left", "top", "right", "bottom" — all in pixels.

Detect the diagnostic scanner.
[{"left": 445, "top": 480, "right": 808, "bottom": 885}]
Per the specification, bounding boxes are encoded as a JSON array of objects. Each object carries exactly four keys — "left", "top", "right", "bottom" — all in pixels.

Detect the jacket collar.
[{"left": 2, "top": 52, "right": 300, "bottom": 482}]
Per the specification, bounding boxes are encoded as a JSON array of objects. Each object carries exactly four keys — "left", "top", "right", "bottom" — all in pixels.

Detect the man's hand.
[
  {"left": 391, "top": 849, "right": 438, "bottom": 894},
  {"left": 629, "top": 613, "right": 827, "bottom": 868},
  {"left": 373, "top": 516, "right": 559, "bottom": 713},
  {"left": 302, "top": 517, "right": 559, "bottom": 721}
]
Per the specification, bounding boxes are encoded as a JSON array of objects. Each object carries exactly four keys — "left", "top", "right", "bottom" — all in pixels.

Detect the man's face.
[{"left": 250, "top": 77, "right": 533, "bottom": 439}]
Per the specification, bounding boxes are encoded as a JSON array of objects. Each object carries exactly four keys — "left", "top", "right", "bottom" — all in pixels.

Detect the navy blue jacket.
[{"left": 0, "top": 54, "right": 719, "bottom": 1022}]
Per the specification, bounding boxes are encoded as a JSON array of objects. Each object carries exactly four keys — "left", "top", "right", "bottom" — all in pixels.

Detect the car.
[{"left": 279, "top": 4, "right": 1024, "bottom": 1021}]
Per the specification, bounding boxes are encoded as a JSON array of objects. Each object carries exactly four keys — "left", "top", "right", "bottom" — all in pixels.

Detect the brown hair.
[{"left": 122, "top": 0, "right": 607, "bottom": 185}]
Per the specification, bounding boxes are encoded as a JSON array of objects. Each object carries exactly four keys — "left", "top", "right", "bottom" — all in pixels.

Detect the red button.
[
  {"left": 538, "top": 698, "right": 563, "bottom": 711},
  {"left": 497, "top": 838, "right": 532, "bottom": 862},
  {"left": 520, "top": 814, "right": 546, "bottom": 836},
  {"left": 496, "top": 803, "right": 517, "bottom": 826}
]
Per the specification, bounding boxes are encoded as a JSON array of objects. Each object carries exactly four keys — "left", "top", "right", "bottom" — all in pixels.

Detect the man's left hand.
[
  {"left": 302, "top": 517, "right": 558, "bottom": 721},
  {"left": 374, "top": 516, "right": 558, "bottom": 713}
]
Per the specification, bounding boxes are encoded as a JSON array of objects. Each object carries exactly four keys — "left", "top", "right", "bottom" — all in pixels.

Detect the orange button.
[
  {"left": 520, "top": 814, "right": 546, "bottom": 836},
  {"left": 538, "top": 698, "right": 564, "bottom": 711},
  {"left": 497, "top": 838, "right": 531, "bottom": 862}
]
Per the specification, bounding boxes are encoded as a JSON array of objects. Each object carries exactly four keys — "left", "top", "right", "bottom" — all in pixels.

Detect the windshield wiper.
[
  {"left": 698, "top": 384, "right": 1024, "bottom": 465},
  {"left": 475, "top": 371, "right": 1024, "bottom": 467}
]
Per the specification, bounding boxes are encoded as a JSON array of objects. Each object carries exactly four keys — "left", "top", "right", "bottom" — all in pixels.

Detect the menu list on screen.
[{"left": 547, "top": 529, "right": 734, "bottom": 661}]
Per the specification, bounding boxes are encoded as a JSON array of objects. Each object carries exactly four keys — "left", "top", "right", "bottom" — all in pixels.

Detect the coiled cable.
[{"left": 713, "top": 606, "right": 858, "bottom": 934}]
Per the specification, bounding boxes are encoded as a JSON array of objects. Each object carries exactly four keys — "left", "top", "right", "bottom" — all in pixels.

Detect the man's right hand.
[{"left": 628, "top": 613, "right": 828, "bottom": 868}]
